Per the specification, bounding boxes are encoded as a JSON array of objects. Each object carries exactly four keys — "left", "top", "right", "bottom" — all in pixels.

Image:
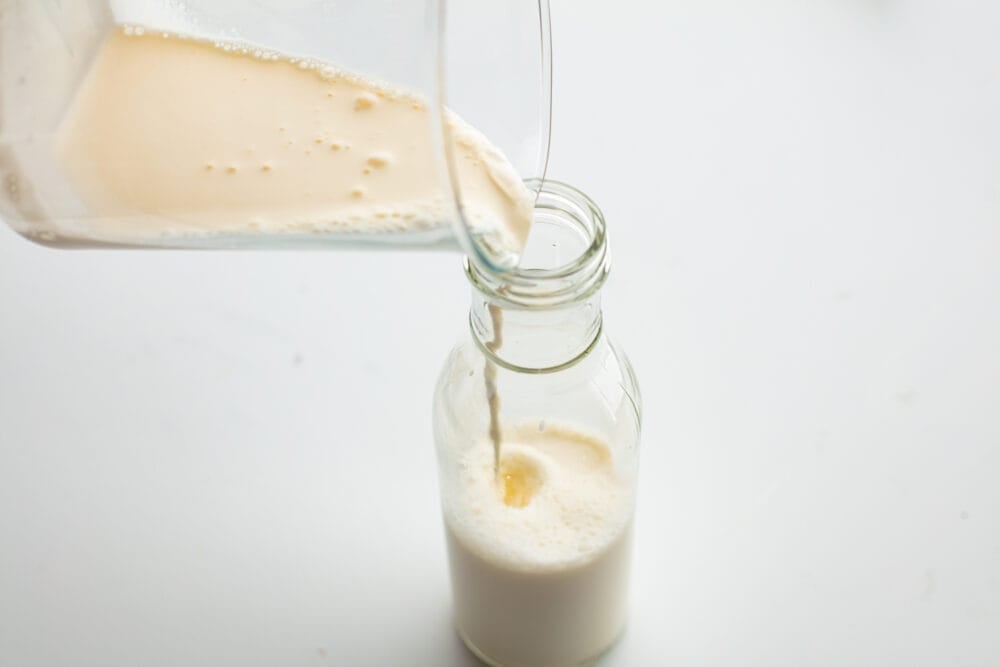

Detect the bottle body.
[
  {"left": 432, "top": 181, "right": 641, "bottom": 667},
  {"left": 434, "top": 329, "right": 640, "bottom": 667}
]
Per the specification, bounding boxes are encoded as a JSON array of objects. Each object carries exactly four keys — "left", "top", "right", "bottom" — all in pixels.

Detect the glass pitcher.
[{"left": 0, "top": 0, "right": 552, "bottom": 272}]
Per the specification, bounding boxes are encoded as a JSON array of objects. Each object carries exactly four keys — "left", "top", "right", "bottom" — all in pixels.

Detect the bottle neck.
[
  {"left": 470, "top": 290, "right": 603, "bottom": 372},
  {"left": 465, "top": 180, "right": 609, "bottom": 372}
]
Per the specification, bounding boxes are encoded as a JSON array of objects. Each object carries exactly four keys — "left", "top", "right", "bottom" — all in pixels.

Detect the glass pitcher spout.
[{"left": 0, "top": 0, "right": 552, "bottom": 272}]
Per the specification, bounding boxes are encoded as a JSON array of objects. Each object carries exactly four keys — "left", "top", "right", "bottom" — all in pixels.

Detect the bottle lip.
[{"left": 464, "top": 179, "right": 609, "bottom": 309}]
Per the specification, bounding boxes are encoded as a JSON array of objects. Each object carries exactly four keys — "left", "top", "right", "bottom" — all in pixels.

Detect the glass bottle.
[
  {"left": 433, "top": 180, "right": 642, "bottom": 667},
  {"left": 0, "top": 0, "right": 551, "bottom": 272}
]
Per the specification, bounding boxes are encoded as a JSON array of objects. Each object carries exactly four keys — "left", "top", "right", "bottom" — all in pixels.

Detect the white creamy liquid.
[
  {"left": 52, "top": 26, "right": 533, "bottom": 251},
  {"left": 443, "top": 423, "right": 634, "bottom": 667}
]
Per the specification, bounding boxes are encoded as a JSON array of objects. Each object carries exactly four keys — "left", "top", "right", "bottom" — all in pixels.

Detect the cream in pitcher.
[{"left": 54, "top": 27, "right": 532, "bottom": 249}]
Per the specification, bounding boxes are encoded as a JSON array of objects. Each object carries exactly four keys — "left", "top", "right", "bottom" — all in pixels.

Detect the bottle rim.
[{"left": 464, "top": 179, "right": 609, "bottom": 309}]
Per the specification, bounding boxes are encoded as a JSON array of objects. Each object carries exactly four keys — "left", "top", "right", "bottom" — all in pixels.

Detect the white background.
[{"left": 2, "top": 1, "right": 999, "bottom": 665}]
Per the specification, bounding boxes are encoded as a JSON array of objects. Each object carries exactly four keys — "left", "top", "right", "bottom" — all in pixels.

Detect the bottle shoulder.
[
  {"left": 433, "top": 326, "right": 642, "bottom": 464},
  {"left": 436, "top": 329, "right": 641, "bottom": 418}
]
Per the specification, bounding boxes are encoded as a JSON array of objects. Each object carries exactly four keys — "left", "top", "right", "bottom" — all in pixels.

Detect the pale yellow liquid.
[{"left": 54, "top": 27, "right": 532, "bottom": 250}]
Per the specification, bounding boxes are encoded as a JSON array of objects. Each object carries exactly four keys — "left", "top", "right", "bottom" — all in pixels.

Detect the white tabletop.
[{"left": 2, "top": 1, "right": 999, "bottom": 665}]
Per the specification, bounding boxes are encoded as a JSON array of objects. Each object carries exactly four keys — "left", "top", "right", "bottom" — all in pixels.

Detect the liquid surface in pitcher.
[{"left": 49, "top": 26, "right": 532, "bottom": 252}]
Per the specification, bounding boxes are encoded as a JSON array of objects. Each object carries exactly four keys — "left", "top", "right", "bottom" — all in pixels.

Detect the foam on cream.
[{"left": 445, "top": 423, "right": 632, "bottom": 569}]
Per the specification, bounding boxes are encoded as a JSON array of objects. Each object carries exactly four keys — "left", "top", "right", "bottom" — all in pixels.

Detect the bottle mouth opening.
[{"left": 465, "top": 179, "right": 609, "bottom": 308}]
